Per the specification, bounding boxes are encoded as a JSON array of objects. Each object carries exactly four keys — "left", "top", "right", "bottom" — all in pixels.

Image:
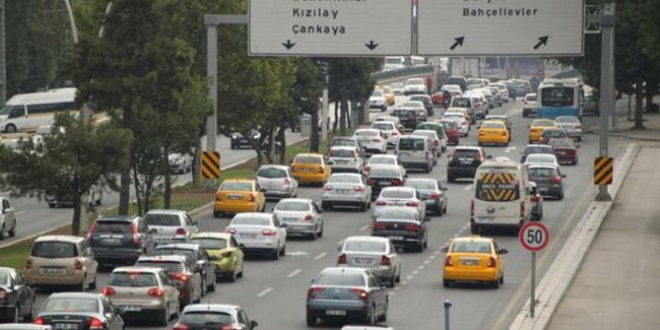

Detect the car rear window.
[
  {"left": 329, "top": 175, "right": 360, "bottom": 184},
  {"left": 526, "top": 95, "right": 538, "bottom": 101},
  {"left": 528, "top": 168, "right": 558, "bottom": 178},
  {"left": 398, "top": 138, "right": 425, "bottom": 151},
  {"left": 329, "top": 149, "right": 355, "bottom": 158},
  {"left": 220, "top": 181, "right": 252, "bottom": 191},
  {"left": 144, "top": 214, "right": 180, "bottom": 227},
  {"left": 371, "top": 122, "right": 394, "bottom": 131},
  {"left": 354, "top": 130, "right": 378, "bottom": 137},
  {"left": 380, "top": 190, "right": 414, "bottom": 199},
  {"left": 525, "top": 146, "right": 553, "bottom": 154},
  {"left": 179, "top": 311, "right": 233, "bottom": 327},
  {"left": 549, "top": 139, "right": 573, "bottom": 147},
  {"left": 481, "top": 122, "right": 505, "bottom": 129},
  {"left": 475, "top": 169, "right": 520, "bottom": 202},
  {"left": 135, "top": 260, "right": 184, "bottom": 272},
  {"left": 331, "top": 139, "right": 357, "bottom": 147},
  {"left": 451, "top": 241, "right": 492, "bottom": 253},
  {"left": 94, "top": 221, "right": 132, "bottom": 234},
  {"left": 374, "top": 208, "right": 417, "bottom": 220},
  {"left": 543, "top": 130, "right": 567, "bottom": 138},
  {"left": 232, "top": 216, "right": 271, "bottom": 226},
  {"left": 32, "top": 241, "right": 77, "bottom": 258},
  {"left": 453, "top": 149, "right": 480, "bottom": 159},
  {"left": 368, "top": 168, "right": 399, "bottom": 178},
  {"left": 256, "top": 167, "right": 287, "bottom": 178},
  {"left": 452, "top": 98, "right": 471, "bottom": 107},
  {"left": 294, "top": 155, "right": 322, "bottom": 164},
  {"left": 275, "top": 201, "right": 310, "bottom": 212},
  {"left": 392, "top": 109, "right": 415, "bottom": 117},
  {"left": 315, "top": 272, "right": 365, "bottom": 286},
  {"left": 412, "top": 131, "right": 434, "bottom": 139},
  {"left": 368, "top": 157, "right": 395, "bottom": 165},
  {"left": 153, "top": 248, "right": 197, "bottom": 263},
  {"left": 405, "top": 180, "right": 437, "bottom": 190},
  {"left": 108, "top": 272, "right": 159, "bottom": 287},
  {"left": 190, "top": 238, "right": 227, "bottom": 250},
  {"left": 344, "top": 241, "right": 387, "bottom": 253},
  {"left": 42, "top": 298, "right": 99, "bottom": 313}
]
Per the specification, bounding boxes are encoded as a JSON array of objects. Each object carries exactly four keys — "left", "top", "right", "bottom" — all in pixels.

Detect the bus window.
[{"left": 541, "top": 87, "right": 574, "bottom": 107}]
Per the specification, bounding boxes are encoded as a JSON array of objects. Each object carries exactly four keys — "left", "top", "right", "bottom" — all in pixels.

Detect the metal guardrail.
[{"left": 372, "top": 65, "right": 434, "bottom": 83}]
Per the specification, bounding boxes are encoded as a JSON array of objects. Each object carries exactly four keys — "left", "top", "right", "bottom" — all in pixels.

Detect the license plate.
[
  {"left": 335, "top": 160, "right": 348, "bottom": 164},
  {"left": 302, "top": 168, "right": 312, "bottom": 172},
  {"left": 379, "top": 181, "right": 392, "bottom": 186},
  {"left": 228, "top": 195, "right": 242, "bottom": 200},
  {"left": 282, "top": 217, "right": 298, "bottom": 222},
  {"left": 389, "top": 236, "right": 404, "bottom": 241},
  {"left": 120, "top": 305, "right": 142, "bottom": 312},
  {"left": 461, "top": 259, "right": 479, "bottom": 266},
  {"left": 103, "top": 238, "right": 121, "bottom": 245},
  {"left": 55, "top": 324, "right": 79, "bottom": 330},
  {"left": 41, "top": 267, "right": 65, "bottom": 275},
  {"left": 336, "top": 189, "right": 350, "bottom": 194},
  {"left": 353, "top": 257, "right": 375, "bottom": 265},
  {"left": 325, "top": 310, "right": 347, "bottom": 316},
  {"left": 240, "top": 233, "right": 258, "bottom": 239}
]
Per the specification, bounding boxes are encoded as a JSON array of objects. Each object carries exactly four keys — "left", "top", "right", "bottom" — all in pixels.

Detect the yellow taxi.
[
  {"left": 528, "top": 118, "right": 556, "bottom": 144},
  {"left": 441, "top": 235, "right": 508, "bottom": 288},
  {"left": 291, "top": 153, "right": 332, "bottom": 186},
  {"left": 380, "top": 85, "right": 396, "bottom": 106},
  {"left": 213, "top": 179, "right": 266, "bottom": 217},
  {"left": 190, "top": 232, "right": 244, "bottom": 282},
  {"left": 477, "top": 120, "right": 510, "bottom": 146}
]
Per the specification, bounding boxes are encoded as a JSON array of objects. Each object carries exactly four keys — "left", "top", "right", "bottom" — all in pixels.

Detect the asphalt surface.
[{"left": 24, "top": 97, "right": 629, "bottom": 330}]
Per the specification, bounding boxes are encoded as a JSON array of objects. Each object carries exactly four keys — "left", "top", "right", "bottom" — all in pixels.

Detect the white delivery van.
[
  {"left": 0, "top": 88, "right": 79, "bottom": 133},
  {"left": 395, "top": 135, "right": 435, "bottom": 173},
  {"left": 470, "top": 157, "right": 540, "bottom": 234}
]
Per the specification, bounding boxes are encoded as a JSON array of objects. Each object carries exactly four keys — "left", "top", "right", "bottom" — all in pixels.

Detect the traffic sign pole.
[
  {"left": 531, "top": 250, "right": 536, "bottom": 317},
  {"left": 519, "top": 222, "right": 550, "bottom": 319}
]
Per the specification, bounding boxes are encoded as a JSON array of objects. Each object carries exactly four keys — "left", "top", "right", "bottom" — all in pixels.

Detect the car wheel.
[
  {"left": 11, "top": 303, "right": 19, "bottom": 323},
  {"left": 577, "top": 136, "right": 582, "bottom": 142},
  {"left": 317, "top": 224, "right": 324, "bottom": 238},
  {"left": 378, "top": 300, "right": 389, "bottom": 322},
  {"left": 447, "top": 175, "right": 455, "bottom": 183},
  {"left": 89, "top": 274, "right": 97, "bottom": 290},
  {"left": 213, "top": 210, "right": 222, "bottom": 218},
  {"left": 208, "top": 273, "right": 217, "bottom": 291},
  {"left": 280, "top": 244, "right": 286, "bottom": 256},
  {"left": 200, "top": 277, "right": 206, "bottom": 297},
  {"left": 25, "top": 297, "right": 35, "bottom": 322},
  {"left": 271, "top": 248, "right": 280, "bottom": 260},
  {"left": 306, "top": 313, "right": 317, "bottom": 327},
  {"left": 0, "top": 225, "right": 4, "bottom": 240},
  {"left": 321, "top": 202, "right": 331, "bottom": 210},
  {"left": 470, "top": 225, "right": 481, "bottom": 235},
  {"left": 5, "top": 124, "right": 16, "bottom": 133},
  {"left": 500, "top": 273, "right": 504, "bottom": 284},
  {"left": 492, "top": 279, "right": 500, "bottom": 289},
  {"left": 8, "top": 220, "right": 15, "bottom": 237},
  {"left": 443, "top": 278, "right": 452, "bottom": 288},
  {"left": 360, "top": 202, "right": 367, "bottom": 212}
]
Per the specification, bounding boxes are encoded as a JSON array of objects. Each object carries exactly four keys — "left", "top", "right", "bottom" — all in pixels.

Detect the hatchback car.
[
  {"left": 328, "top": 146, "right": 364, "bottom": 173},
  {"left": 371, "top": 206, "right": 428, "bottom": 252},
  {"left": 540, "top": 128, "right": 570, "bottom": 144},
  {"left": 35, "top": 292, "right": 124, "bottom": 329},
  {"left": 369, "top": 89, "right": 388, "bottom": 112},
  {"left": 438, "top": 119, "right": 460, "bottom": 145},
  {"left": 528, "top": 119, "right": 556, "bottom": 144},
  {"left": 229, "top": 130, "right": 259, "bottom": 150},
  {"left": 25, "top": 235, "right": 97, "bottom": 291},
  {"left": 168, "top": 152, "right": 192, "bottom": 174},
  {"left": 322, "top": 173, "right": 372, "bottom": 211},
  {"left": 362, "top": 155, "right": 406, "bottom": 178},
  {"left": 370, "top": 121, "right": 400, "bottom": 148},
  {"left": 306, "top": 267, "right": 389, "bottom": 326},
  {"left": 87, "top": 215, "right": 155, "bottom": 269},
  {"left": 102, "top": 267, "right": 179, "bottom": 326},
  {"left": 225, "top": 213, "right": 287, "bottom": 260},
  {"left": 213, "top": 179, "right": 267, "bottom": 217},
  {"left": 554, "top": 115, "right": 583, "bottom": 141},
  {"left": 447, "top": 146, "right": 487, "bottom": 183},
  {"left": 408, "top": 94, "right": 434, "bottom": 116},
  {"left": 337, "top": 236, "right": 402, "bottom": 287},
  {"left": 528, "top": 165, "right": 566, "bottom": 200},
  {"left": 291, "top": 153, "right": 332, "bottom": 186},
  {"left": 0, "top": 267, "right": 36, "bottom": 323},
  {"left": 173, "top": 304, "right": 259, "bottom": 330},
  {"left": 365, "top": 166, "right": 406, "bottom": 200},
  {"left": 152, "top": 243, "right": 217, "bottom": 294},
  {"left": 442, "top": 236, "right": 508, "bottom": 288},
  {"left": 477, "top": 120, "right": 510, "bottom": 146},
  {"left": 135, "top": 255, "right": 201, "bottom": 308},
  {"left": 189, "top": 232, "right": 245, "bottom": 282},
  {"left": 353, "top": 129, "right": 387, "bottom": 155},
  {"left": 373, "top": 187, "right": 427, "bottom": 219},
  {"left": 520, "top": 144, "right": 555, "bottom": 163},
  {"left": 273, "top": 198, "right": 324, "bottom": 239},
  {"left": 255, "top": 164, "right": 298, "bottom": 199},
  {"left": 548, "top": 138, "right": 579, "bottom": 165},
  {"left": 524, "top": 153, "right": 560, "bottom": 168},
  {"left": 404, "top": 178, "right": 448, "bottom": 216},
  {"left": 144, "top": 209, "right": 199, "bottom": 246},
  {"left": 522, "top": 93, "right": 538, "bottom": 117}
]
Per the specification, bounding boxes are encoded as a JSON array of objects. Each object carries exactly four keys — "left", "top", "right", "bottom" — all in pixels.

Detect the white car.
[
  {"left": 444, "top": 115, "right": 470, "bottom": 137},
  {"left": 0, "top": 197, "right": 16, "bottom": 239},
  {"left": 369, "top": 89, "right": 388, "bottom": 112},
  {"left": 225, "top": 213, "right": 287, "bottom": 260},
  {"left": 144, "top": 209, "right": 199, "bottom": 245},
  {"left": 523, "top": 93, "right": 538, "bottom": 117},
  {"left": 373, "top": 187, "right": 426, "bottom": 219},
  {"left": 327, "top": 146, "right": 363, "bottom": 173},
  {"left": 272, "top": 198, "right": 324, "bottom": 239},
  {"left": 554, "top": 115, "right": 583, "bottom": 141},
  {"left": 389, "top": 83, "right": 405, "bottom": 96},
  {"left": 255, "top": 164, "right": 298, "bottom": 199},
  {"left": 524, "top": 153, "right": 560, "bottom": 168},
  {"left": 370, "top": 121, "right": 401, "bottom": 148},
  {"left": 168, "top": 152, "right": 192, "bottom": 174},
  {"left": 353, "top": 128, "right": 387, "bottom": 155},
  {"left": 337, "top": 236, "right": 402, "bottom": 287},
  {"left": 441, "top": 84, "right": 462, "bottom": 95},
  {"left": 412, "top": 129, "right": 442, "bottom": 158},
  {"left": 404, "top": 78, "right": 428, "bottom": 95},
  {"left": 363, "top": 155, "right": 406, "bottom": 178},
  {"left": 322, "top": 173, "right": 372, "bottom": 211}
]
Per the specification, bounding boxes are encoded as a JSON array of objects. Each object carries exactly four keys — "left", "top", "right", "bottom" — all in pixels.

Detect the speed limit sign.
[{"left": 519, "top": 222, "right": 550, "bottom": 251}]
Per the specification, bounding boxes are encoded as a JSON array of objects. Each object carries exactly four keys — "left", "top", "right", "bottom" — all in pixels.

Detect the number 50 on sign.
[{"left": 519, "top": 222, "right": 550, "bottom": 252}]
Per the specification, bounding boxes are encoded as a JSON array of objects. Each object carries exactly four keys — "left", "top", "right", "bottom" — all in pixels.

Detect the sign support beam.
[{"left": 595, "top": 4, "right": 615, "bottom": 201}]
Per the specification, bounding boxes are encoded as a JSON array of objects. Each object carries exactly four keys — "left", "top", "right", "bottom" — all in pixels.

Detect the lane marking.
[
  {"left": 406, "top": 275, "right": 414, "bottom": 281},
  {"left": 463, "top": 184, "right": 473, "bottom": 191},
  {"left": 287, "top": 269, "right": 302, "bottom": 278},
  {"left": 412, "top": 270, "right": 420, "bottom": 275},
  {"left": 15, "top": 210, "right": 27, "bottom": 215},
  {"left": 359, "top": 224, "right": 369, "bottom": 231},
  {"left": 313, "top": 252, "right": 327, "bottom": 260},
  {"left": 423, "top": 260, "right": 431, "bottom": 265},
  {"left": 257, "top": 287, "right": 273, "bottom": 297}
]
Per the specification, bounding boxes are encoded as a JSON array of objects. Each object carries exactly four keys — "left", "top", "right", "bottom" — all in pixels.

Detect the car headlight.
[{"left": 231, "top": 134, "right": 238, "bottom": 139}]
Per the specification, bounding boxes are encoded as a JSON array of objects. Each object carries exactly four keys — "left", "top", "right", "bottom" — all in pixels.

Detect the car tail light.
[
  {"left": 171, "top": 273, "right": 189, "bottom": 282},
  {"left": 89, "top": 317, "right": 105, "bottom": 330},
  {"left": 86, "top": 222, "right": 98, "bottom": 240},
  {"left": 261, "top": 229, "right": 277, "bottom": 236},
  {"left": 470, "top": 200, "right": 475, "bottom": 217},
  {"left": 101, "top": 286, "right": 115, "bottom": 296},
  {"left": 479, "top": 130, "right": 485, "bottom": 135},
  {"left": 148, "top": 287, "right": 164, "bottom": 297},
  {"left": 531, "top": 195, "right": 540, "bottom": 203},
  {"left": 405, "top": 223, "right": 420, "bottom": 231},
  {"left": 391, "top": 131, "right": 398, "bottom": 136},
  {"left": 374, "top": 200, "right": 387, "bottom": 206},
  {"left": 350, "top": 288, "right": 369, "bottom": 301},
  {"left": 487, "top": 256, "right": 497, "bottom": 268},
  {"left": 337, "top": 253, "right": 347, "bottom": 264},
  {"left": 34, "top": 317, "right": 45, "bottom": 325},
  {"left": 392, "top": 179, "right": 404, "bottom": 186},
  {"left": 381, "top": 255, "right": 391, "bottom": 266},
  {"left": 552, "top": 176, "right": 562, "bottom": 184},
  {"left": 283, "top": 178, "right": 291, "bottom": 185},
  {"left": 74, "top": 259, "right": 83, "bottom": 270},
  {"left": 172, "top": 324, "right": 191, "bottom": 330},
  {"left": 323, "top": 185, "right": 333, "bottom": 191},
  {"left": 501, "top": 131, "right": 507, "bottom": 136},
  {"left": 372, "top": 137, "right": 382, "bottom": 142},
  {"left": 25, "top": 259, "right": 32, "bottom": 270},
  {"left": 575, "top": 125, "right": 582, "bottom": 129},
  {"left": 366, "top": 179, "right": 377, "bottom": 185},
  {"left": 520, "top": 201, "right": 525, "bottom": 218},
  {"left": 307, "top": 287, "right": 325, "bottom": 299},
  {"left": 175, "top": 227, "right": 186, "bottom": 235},
  {"left": 373, "top": 222, "right": 387, "bottom": 230},
  {"left": 224, "top": 228, "right": 237, "bottom": 235},
  {"left": 354, "top": 186, "right": 365, "bottom": 192},
  {"left": 215, "top": 192, "right": 222, "bottom": 201},
  {"left": 130, "top": 222, "right": 141, "bottom": 245},
  {"left": 364, "top": 166, "right": 371, "bottom": 173},
  {"left": 434, "top": 139, "right": 439, "bottom": 146},
  {"left": 0, "top": 289, "right": 7, "bottom": 299},
  {"left": 304, "top": 214, "right": 314, "bottom": 222},
  {"left": 221, "top": 251, "right": 232, "bottom": 258},
  {"left": 248, "top": 194, "right": 256, "bottom": 202},
  {"left": 444, "top": 256, "right": 454, "bottom": 267},
  {"left": 430, "top": 193, "right": 440, "bottom": 200},
  {"left": 406, "top": 201, "right": 419, "bottom": 207}
]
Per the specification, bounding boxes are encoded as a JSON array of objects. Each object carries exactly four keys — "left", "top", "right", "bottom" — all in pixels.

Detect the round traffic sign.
[{"left": 519, "top": 222, "right": 550, "bottom": 251}]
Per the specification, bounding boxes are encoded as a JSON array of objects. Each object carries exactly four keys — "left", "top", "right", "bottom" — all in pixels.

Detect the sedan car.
[
  {"left": 369, "top": 89, "right": 388, "bottom": 112},
  {"left": 524, "top": 153, "right": 560, "bottom": 168},
  {"left": 363, "top": 155, "right": 406, "bottom": 178},
  {"left": 522, "top": 93, "right": 538, "bottom": 117},
  {"left": 403, "top": 77, "right": 427, "bottom": 95},
  {"left": 230, "top": 130, "right": 260, "bottom": 149},
  {"left": 528, "top": 119, "right": 556, "bottom": 144},
  {"left": 477, "top": 120, "right": 510, "bottom": 146},
  {"left": 0, "top": 267, "right": 36, "bottom": 323},
  {"left": 353, "top": 128, "right": 387, "bottom": 155},
  {"left": 34, "top": 293, "right": 124, "bottom": 329},
  {"left": 173, "top": 304, "right": 259, "bottom": 330},
  {"left": 328, "top": 136, "right": 365, "bottom": 158},
  {"left": 306, "top": 267, "right": 389, "bottom": 327},
  {"left": 225, "top": 213, "right": 287, "bottom": 260},
  {"left": 365, "top": 166, "right": 406, "bottom": 201},
  {"left": 408, "top": 94, "right": 434, "bottom": 116},
  {"left": 152, "top": 243, "right": 217, "bottom": 294},
  {"left": 541, "top": 128, "right": 570, "bottom": 144},
  {"left": 371, "top": 206, "right": 428, "bottom": 252},
  {"left": 291, "top": 153, "right": 332, "bottom": 186},
  {"left": 144, "top": 209, "right": 199, "bottom": 246},
  {"left": 520, "top": 144, "right": 555, "bottom": 163},
  {"left": 445, "top": 116, "right": 470, "bottom": 137},
  {"left": 370, "top": 121, "right": 401, "bottom": 148},
  {"left": 135, "top": 255, "right": 201, "bottom": 308},
  {"left": 189, "top": 232, "right": 245, "bottom": 282},
  {"left": 549, "top": 138, "right": 579, "bottom": 165},
  {"left": 337, "top": 236, "right": 402, "bottom": 287},
  {"left": 328, "top": 146, "right": 364, "bottom": 173},
  {"left": 255, "top": 164, "right": 298, "bottom": 199},
  {"left": 322, "top": 173, "right": 372, "bottom": 211},
  {"left": 554, "top": 115, "right": 583, "bottom": 141},
  {"left": 273, "top": 198, "right": 324, "bottom": 239},
  {"left": 213, "top": 179, "right": 267, "bottom": 217},
  {"left": 441, "top": 236, "right": 508, "bottom": 289},
  {"left": 528, "top": 164, "right": 566, "bottom": 200},
  {"left": 404, "top": 178, "right": 448, "bottom": 216},
  {"left": 102, "top": 267, "right": 179, "bottom": 326},
  {"left": 168, "top": 152, "right": 192, "bottom": 174},
  {"left": 447, "top": 146, "right": 487, "bottom": 183},
  {"left": 373, "top": 187, "right": 427, "bottom": 219}
]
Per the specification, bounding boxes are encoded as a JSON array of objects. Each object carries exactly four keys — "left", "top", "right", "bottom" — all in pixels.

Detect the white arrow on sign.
[{"left": 287, "top": 251, "right": 310, "bottom": 257}]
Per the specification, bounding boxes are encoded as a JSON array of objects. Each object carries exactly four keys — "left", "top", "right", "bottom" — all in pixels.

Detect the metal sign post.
[
  {"left": 519, "top": 222, "right": 550, "bottom": 318},
  {"left": 444, "top": 299, "right": 452, "bottom": 330},
  {"left": 595, "top": 3, "right": 615, "bottom": 201}
]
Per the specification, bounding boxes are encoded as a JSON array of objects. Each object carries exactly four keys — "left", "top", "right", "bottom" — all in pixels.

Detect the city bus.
[{"left": 536, "top": 78, "right": 583, "bottom": 119}]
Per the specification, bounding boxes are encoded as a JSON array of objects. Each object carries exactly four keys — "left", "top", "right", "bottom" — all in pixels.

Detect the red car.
[
  {"left": 548, "top": 138, "right": 579, "bottom": 165},
  {"left": 438, "top": 119, "right": 460, "bottom": 145}
]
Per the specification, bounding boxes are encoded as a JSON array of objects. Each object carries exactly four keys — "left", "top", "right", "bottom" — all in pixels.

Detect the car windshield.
[
  {"left": 475, "top": 170, "right": 520, "bottom": 201},
  {"left": 451, "top": 241, "right": 492, "bottom": 253},
  {"left": 31, "top": 241, "right": 77, "bottom": 258},
  {"left": 440, "top": 121, "right": 457, "bottom": 129},
  {"left": 220, "top": 181, "right": 252, "bottom": 191},
  {"left": 528, "top": 167, "right": 558, "bottom": 178},
  {"left": 144, "top": 214, "right": 180, "bottom": 226},
  {"left": 94, "top": 222, "right": 131, "bottom": 234},
  {"left": 543, "top": 130, "right": 567, "bottom": 138},
  {"left": 42, "top": 298, "right": 99, "bottom": 313},
  {"left": 108, "top": 272, "right": 159, "bottom": 287},
  {"left": 315, "top": 272, "right": 365, "bottom": 286},
  {"left": 256, "top": 167, "right": 287, "bottom": 178},
  {"left": 179, "top": 311, "right": 233, "bottom": 326},
  {"left": 534, "top": 120, "right": 555, "bottom": 127},
  {"left": 405, "top": 78, "right": 424, "bottom": 86},
  {"left": 412, "top": 131, "right": 435, "bottom": 139},
  {"left": 344, "top": 240, "right": 387, "bottom": 253},
  {"left": 526, "top": 154, "right": 556, "bottom": 164},
  {"left": 329, "top": 149, "right": 355, "bottom": 158},
  {"left": 329, "top": 175, "right": 360, "bottom": 184},
  {"left": 405, "top": 180, "right": 437, "bottom": 190},
  {"left": 354, "top": 130, "right": 378, "bottom": 137},
  {"left": 452, "top": 98, "right": 471, "bottom": 107},
  {"left": 526, "top": 94, "right": 538, "bottom": 101},
  {"left": 371, "top": 122, "right": 394, "bottom": 130},
  {"left": 154, "top": 248, "right": 197, "bottom": 263},
  {"left": 294, "top": 155, "right": 322, "bottom": 164},
  {"left": 525, "top": 146, "right": 553, "bottom": 154},
  {"left": 375, "top": 208, "right": 417, "bottom": 220},
  {"left": 380, "top": 190, "right": 414, "bottom": 199},
  {"left": 135, "top": 260, "right": 184, "bottom": 272},
  {"left": 409, "top": 96, "right": 429, "bottom": 103},
  {"left": 190, "top": 237, "right": 227, "bottom": 250},
  {"left": 331, "top": 139, "right": 357, "bottom": 147},
  {"left": 232, "top": 216, "right": 271, "bottom": 226},
  {"left": 392, "top": 109, "right": 415, "bottom": 117},
  {"left": 275, "top": 201, "right": 310, "bottom": 212},
  {"left": 368, "top": 157, "right": 394, "bottom": 165}
]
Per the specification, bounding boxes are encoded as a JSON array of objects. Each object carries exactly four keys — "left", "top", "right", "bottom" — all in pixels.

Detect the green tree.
[{"left": 290, "top": 59, "right": 324, "bottom": 152}]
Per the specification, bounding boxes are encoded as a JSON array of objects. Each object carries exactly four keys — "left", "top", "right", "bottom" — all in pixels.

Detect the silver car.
[
  {"left": 144, "top": 209, "right": 199, "bottom": 245},
  {"left": 404, "top": 178, "right": 448, "bottom": 216},
  {"left": 273, "top": 198, "right": 324, "bottom": 239},
  {"left": 554, "top": 115, "right": 583, "bottom": 141},
  {"left": 337, "top": 236, "right": 402, "bottom": 287},
  {"left": 373, "top": 187, "right": 427, "bottom": 219},
  {"left": 353, "top": 129, "right": 387, "bottom": 155},
  {"left": 255, "top": 165, "right": 298, "bottom": 199},
  {"left": 168, "top": 152, "right": 192, "bottom": 174},
  {"left": 322, "top": 173, "right": 372, "bottom": 211},
  {"left": 363, "top": 155, "right": 406, "bottom": 178},
  {"left": 411, "top": 129, "right": 442, "bottom": 159}
]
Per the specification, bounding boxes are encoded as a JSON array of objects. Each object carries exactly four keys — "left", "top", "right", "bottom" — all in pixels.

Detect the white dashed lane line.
[
  {"left": 257, "top": 287, "right": 273, "bottom": 298},
  {"left": 463, "top": 184, "right": 473, "bottom": 191},
  {"left": 313, "top": 252, "right": 327, "bottom": 260},
  {"left": 287, "top": 269, "right": 302, "bottom": 278},
  {"left": 359, "top": 224, "right": 369, "bottom": 231}
]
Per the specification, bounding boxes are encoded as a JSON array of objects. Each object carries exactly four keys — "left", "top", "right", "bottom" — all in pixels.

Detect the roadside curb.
[{"left": 509, "top": 142, "right": 639, "bottom": 330}]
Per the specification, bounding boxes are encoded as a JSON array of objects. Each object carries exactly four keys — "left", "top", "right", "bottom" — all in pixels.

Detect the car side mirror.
[
  {"left": 250, "top": 320, "right": 259, "bottom": 328},
  {"left": 260, "top": 188, "right": 267, "bottom": 193},
  {"left": 440, "top": 247, "right": 449, "bottom": 253},
  {"left": 562, "top": 174, "right": 567, "bottom": 178},
  {"left": 442, "top": 187, "right": 448, "bottom": 191},
  {"left": 499, "top": 249, "right": 509, "bottom": 255},
  {"left": 310, "top": 278, "right": 316, "bottom": 284},
  {"left": 239, "top": 243, "right": 246, "bottom": 250},
  {"left": 149, "top": 228, "right": 157, "bottom": 234},
  {"left": 209, "top": 255, "right": 218, "bottom": 261},
  {"left": 280, "top": 223, "right": 288, "bottom": 228}
]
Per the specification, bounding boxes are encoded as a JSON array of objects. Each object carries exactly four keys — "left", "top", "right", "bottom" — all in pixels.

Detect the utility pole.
[
  {"left": 0, "top": 0, "right": 6, "bottom": 104},
  {"left": 595, "top": 3, "right": 615, "bottom": 201}
]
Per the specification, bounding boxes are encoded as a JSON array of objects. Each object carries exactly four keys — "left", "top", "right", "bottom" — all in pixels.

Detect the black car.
[
  {"left": 447, "top": 146, "right": 487, "bottom": 183},
  {"left": 371, "top": 206, "right": 428, "bottom": 252},
  {"left": 445, "top": 76, "right": 467, "bottom": 93},
  {"left": 230, "top": 130, "right": 260, "bottom": 149},
  {"left": 35, "top": 292, "right": 124, "bottom": 330},
  {"left": 87, "top": 215, "right": 156, "bottom": 269},
  {"left": 153, "top": 243, "right": 217, "bottom": 295},
  {"left": 520, "top": 144, "right": 555, "bottom": 163},
  {"left": 365, "top": 166, "right": 405, "bottom": 200},
  {"left": 408, "top": 94, "right": 435, "bottom": 117},
  {"left": 528, "top": 165, "right": 566, "bottom": 200},
  {"left": 391, "top": 108, "right": 421, "bottom": 130},
  {"left": 0, "top": 267, "right": 36, "bottom": 323}
]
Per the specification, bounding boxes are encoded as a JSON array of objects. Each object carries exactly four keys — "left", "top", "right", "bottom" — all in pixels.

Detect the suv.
[
  {"left": 447, "top": 146, "right": 487, "bottom": 183},
  {"left": 153, "top": 243, "right": 217, "bottom": 295},
  {"left": 0, "top": 198, "right": 16, "bottom": 240},
  {"left": 144, "top": 209, "right": 199, "bottom": 246},
  {"left": 87, "top": 215, "right": 155, "bottom": 268}
]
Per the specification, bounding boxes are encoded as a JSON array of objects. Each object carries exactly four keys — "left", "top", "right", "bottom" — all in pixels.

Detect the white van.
[
  {"left": 382, "top": 56, "right": 405, "bottom": 71},
  {"left": 0, "top": 88, "right": 79, "bottom": 133},
  {"left": 470, "top": 157, "right": 541, "bottom": 234},
  {"left": 395, "top": 135, "right": 435, "bottom": 173}
]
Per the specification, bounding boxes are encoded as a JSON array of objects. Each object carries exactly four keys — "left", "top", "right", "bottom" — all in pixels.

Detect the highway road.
[{"left": 27, "top": 98, "right": 629, "bottom": 329}]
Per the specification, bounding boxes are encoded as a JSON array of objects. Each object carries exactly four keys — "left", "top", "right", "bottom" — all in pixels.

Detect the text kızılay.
[
  {"left": 462, "top": 0, "right": 539, "bottom": 18},
  {"left": 291, "top": 7, "right": 346, "bottom": 36}
]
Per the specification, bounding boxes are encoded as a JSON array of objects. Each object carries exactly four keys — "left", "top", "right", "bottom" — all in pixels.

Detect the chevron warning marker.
[
  {"left": 593, "top": 156, "right": 613, "bottom": 186},
  {"left": 201, "top": 151, "right": 221, "bottom": 179}
]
